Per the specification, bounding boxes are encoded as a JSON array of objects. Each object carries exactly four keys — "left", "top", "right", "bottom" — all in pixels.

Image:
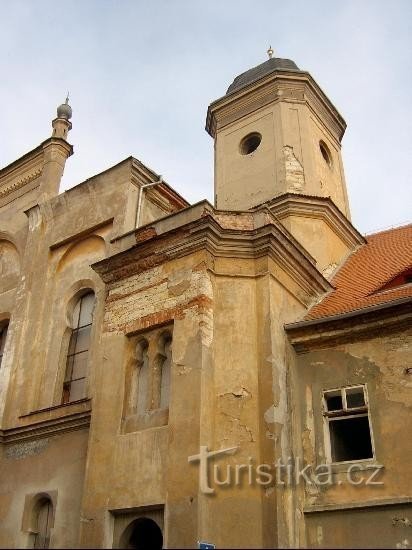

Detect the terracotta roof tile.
[{"left": 306, "top": 224, "right": 412, "bottom": 320}]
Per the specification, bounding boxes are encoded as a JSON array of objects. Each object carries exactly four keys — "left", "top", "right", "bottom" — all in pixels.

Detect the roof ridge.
[{"left": 365, "top": 222, "right": 412, "bottom": 238}]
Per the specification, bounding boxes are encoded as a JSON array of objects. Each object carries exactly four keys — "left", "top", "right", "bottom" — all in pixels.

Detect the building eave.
[{"left": 285, "top": 296, "right": 412, "bottom": 352}]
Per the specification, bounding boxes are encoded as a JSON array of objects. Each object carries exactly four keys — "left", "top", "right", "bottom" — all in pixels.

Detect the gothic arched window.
[
  {"left": 0, "top": 322, "right": 9, "bottom": 369},
  {"left": 158, "top": 332, "right": 172, "bottom": 410},
  {"left": 62, "top": 292, "right": 95, "bottom": 404},
  {"left": 136, "top": 339, "right": 149, "bottom": 415}
]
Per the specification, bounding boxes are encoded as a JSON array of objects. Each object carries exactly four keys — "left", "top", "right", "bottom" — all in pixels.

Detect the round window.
[
  {"left": 239, "top": 132, "right": 262, "bottom": 155},
  {"left": 319, "top": 140, "right": 332, "bottom": 167}
]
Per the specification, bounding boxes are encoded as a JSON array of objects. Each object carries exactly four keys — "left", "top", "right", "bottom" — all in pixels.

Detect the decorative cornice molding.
[
  {"left": 93, "top": 209, "right": 331, "bottom": 304},
  {"left": 285, "top": 298, "right": 412, "bottom": 352},
  {"left": 0, "top": 407, "right": 91, "bottom": 444},
  {"left": 266, "top": 193, "right": 365, "bottom": 250},
  {"left": 0, "top": 168, "right": 42, "bottom": 199},
  {"left": 206, "top": 71, "right": 346, "bottom": 141},
  {"left": 131, "top": 159, "right": 189, "bottom": 210},
  {"left": 304, "top": 495, "right": 412, "bottom": 514}
]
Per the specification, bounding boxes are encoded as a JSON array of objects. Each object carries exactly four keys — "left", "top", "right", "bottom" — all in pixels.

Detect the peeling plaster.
[
  {"left": 219, "top": 387, "right": 251, "bottom": 399},
  {"left": 283, "top": 145, "right": 305, "bottom": 192},
  {"left": 176, "top": 365, "right": 192, "bottom": 376},
  {"left": 167, "top": 269, "right": 191, "bottom": 297},
  {"left": 220, "top": 413, "right": 255, "bottom": 443},
  {"left": 5, "top": 438, "right": 49, "bottom": 460}
]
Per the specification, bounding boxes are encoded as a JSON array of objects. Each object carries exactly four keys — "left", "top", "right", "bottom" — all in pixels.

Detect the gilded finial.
[{"left": 267, "top": 45, "right": 274, "bottom": 59}]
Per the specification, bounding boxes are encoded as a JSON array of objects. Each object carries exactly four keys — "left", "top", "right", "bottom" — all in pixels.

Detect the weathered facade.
[{"left": 0, "top": 55, "right": 411, "bottom": 549}]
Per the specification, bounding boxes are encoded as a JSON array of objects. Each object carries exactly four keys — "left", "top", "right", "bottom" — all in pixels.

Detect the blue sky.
[{"left": 0, "top": 0, "right": 411, "bottom": 233}]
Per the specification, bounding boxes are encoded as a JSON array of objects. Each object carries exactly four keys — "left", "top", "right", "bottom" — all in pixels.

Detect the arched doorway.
[{"left": 121, "top": 517, "right": 163, "bottom": 550}]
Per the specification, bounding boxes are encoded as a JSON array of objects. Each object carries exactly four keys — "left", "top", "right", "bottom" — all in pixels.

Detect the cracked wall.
[{"left": 292, "top": 325, "right": 412, "bottom": 548}]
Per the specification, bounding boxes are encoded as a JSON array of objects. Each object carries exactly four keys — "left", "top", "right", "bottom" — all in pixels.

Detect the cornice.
[
  {"left": 206, "top": 71, "right": 346, "bottom": 142},
  {"left": 304, "top": 495, "right": 412, "bottom": 514},
  {"left": 0, "top": 137, "right": 72, "bottom": 207},
  {"left": 266, "top": 193, "right": 365, "bottom": 250},
  {"left": 0, "top": 167, "right": 42, "bottom": 200},
  {"left": 41, "top": 137, "right": 73, "bottom": 158},
  {"left": 0, "top": 407, "right": 91, "bottom": 444},
  {"left": 285, "top": 297, "right": 412, "bottom": 352},
  {"left": 0, "top": 144, "right": 44, "bottom": 180},
  {"left": 93, "top": 212, "right": 331, "bottom": 302},
  {"left": 0, "top": 147, "right": 44, "bottom": 199},
  {"left": 131, "top": 158, "right": 189, "bottom": 209}
]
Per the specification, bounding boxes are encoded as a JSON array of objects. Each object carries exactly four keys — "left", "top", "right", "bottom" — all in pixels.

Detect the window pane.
[
  {"left": 137, "top": 351, "right": 149, "bottom": 414},
  {"left": 0, "top": 324, "right": 8, "bottom": 368},
  {"left": 329, "top": 416, "right": 373, "bottom": 462},
  {"left": 325, "top": 390, "right": 343, "bottom": 411},
  {"left": 346, "top": 387, "right": 366, "bottom": 408},
  {"left": 0, "top": 325, "right": 8, "bottom": 354},
  {"left": 78, "top": 293, "right": 95, "bottom": 327},
  {"left": 73, "top": 326, "right": 91, "bottom": 354},
  {"left": 71, "top": 351, "right": 88, "bottom": 381},
  {"left": 72, "top": 299, "right": 81, "bottom": 329},
  {"left": 62, "top": 383, "right": 71, "bottom": 404},
  {"left": 67, "top": 331, "right": 78, "bottom": 356},
  {"left": 68, "top": 378, "right": 86, "bottom": 402},
  {"left": 64, "top": 353, "right": 75, "bottom": 382}
]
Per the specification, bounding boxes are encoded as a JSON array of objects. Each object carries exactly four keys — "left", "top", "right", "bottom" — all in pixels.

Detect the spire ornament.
[
  {"left": 57, "top": 94, "right": 72, "bottom": 120},
  {"left": 267, "top": 45, "right": 274, "bottom": 59}
]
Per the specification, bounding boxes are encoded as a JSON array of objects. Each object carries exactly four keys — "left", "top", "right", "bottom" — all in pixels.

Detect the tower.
[
  {"left": 40, "top": 96, "right": 73, "bottom": 198},
  {"left": 206, "top": 50, "right": 350, "bottom": 215},
  {"left": 206, "top": 51, "right": 362, "bottom": 275},
  {"left": 52, "top": 95, "right": 72, "bottom": 140}
]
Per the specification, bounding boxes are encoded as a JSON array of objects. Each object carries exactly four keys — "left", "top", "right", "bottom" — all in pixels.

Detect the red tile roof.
[{"left": 306, "top": 224, "right": 412, "bottom": 320}]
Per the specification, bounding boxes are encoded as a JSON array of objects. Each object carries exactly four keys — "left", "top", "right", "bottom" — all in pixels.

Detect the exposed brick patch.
[
  {"left": 106, "top": 277, "right": 168, "bottom": 303},
  {"left": 214, "top": 213, "right": 255, "bottom": 231},
  {"left": 112, "top": 294, "right": 213, "bottom": 335},
  {"left": 284, "top": 145, "right": 305, "bottom": 192},
  {"left": 135, "top": 226, "right": 157, "bottom": 244}
]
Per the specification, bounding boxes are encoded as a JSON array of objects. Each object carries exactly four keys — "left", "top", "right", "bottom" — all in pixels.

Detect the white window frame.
[{"left": 322, "top": 384, "right": 376, "bottom": 464}]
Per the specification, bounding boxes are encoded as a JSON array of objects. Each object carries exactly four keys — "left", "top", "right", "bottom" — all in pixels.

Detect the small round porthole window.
[
  {"left": 319, "top": 140, "right": 332, "bottom": 168},
  {"left": 240, "top": 132, "right": 262, "bottom": 155}
]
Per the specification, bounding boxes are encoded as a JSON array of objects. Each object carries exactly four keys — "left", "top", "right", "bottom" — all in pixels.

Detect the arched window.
[
  {"left": 158, "top": 332, "right": 172, "bottom": 410},
  {"left": 62, "top": 292, "right": 95, "bottom": 404},
  {"left": 0, "top": 321, "right": 9, "bottom": 369},
  {"left": 33, "top": 498, "right": 53, "bottom": 549},
  {"left": 136, "top": 339, "right": 149, "bottom": 415}
]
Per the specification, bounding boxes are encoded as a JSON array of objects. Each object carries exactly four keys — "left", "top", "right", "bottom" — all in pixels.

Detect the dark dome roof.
[{"left": 226, "top": 57, "right": 300, "bottom": 95}]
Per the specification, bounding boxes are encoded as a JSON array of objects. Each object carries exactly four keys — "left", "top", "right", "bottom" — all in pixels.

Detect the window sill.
[
  {"left": 19, "top": 398, "right": 91, "bottom": 419},
  {"left": 122, "top": 408, "right": 169, "bottom": 434},
  {"left": 304, "top": 495, "right": 412, "bottom": 514},
  {"left": 328, "top": 459, "right": 384, "bottom": 474}
]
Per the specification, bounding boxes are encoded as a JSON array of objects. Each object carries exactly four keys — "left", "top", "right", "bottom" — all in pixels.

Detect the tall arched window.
[
  {"left": 0, "top": 322, "right": 9, "bottom": 369},
  {"left": 136, "top": 339, "right": 149, "bottom": 415},
  {"left": 159, "top": 333, "right": 172, "bottom": 410},
  {"left": 33, "top": 498, "right": 53, "bottom": 549},
  {"left": 62, "top": 292, "right": 95, "bottom": 404}
]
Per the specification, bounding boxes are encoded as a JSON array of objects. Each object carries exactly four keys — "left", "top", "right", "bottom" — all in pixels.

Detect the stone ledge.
[
  {"left": 0, "top": 403, "right": 91, "bottom": 444},
  {"left": 304, "top": 495, "right": 412, "bottom": 514}
]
